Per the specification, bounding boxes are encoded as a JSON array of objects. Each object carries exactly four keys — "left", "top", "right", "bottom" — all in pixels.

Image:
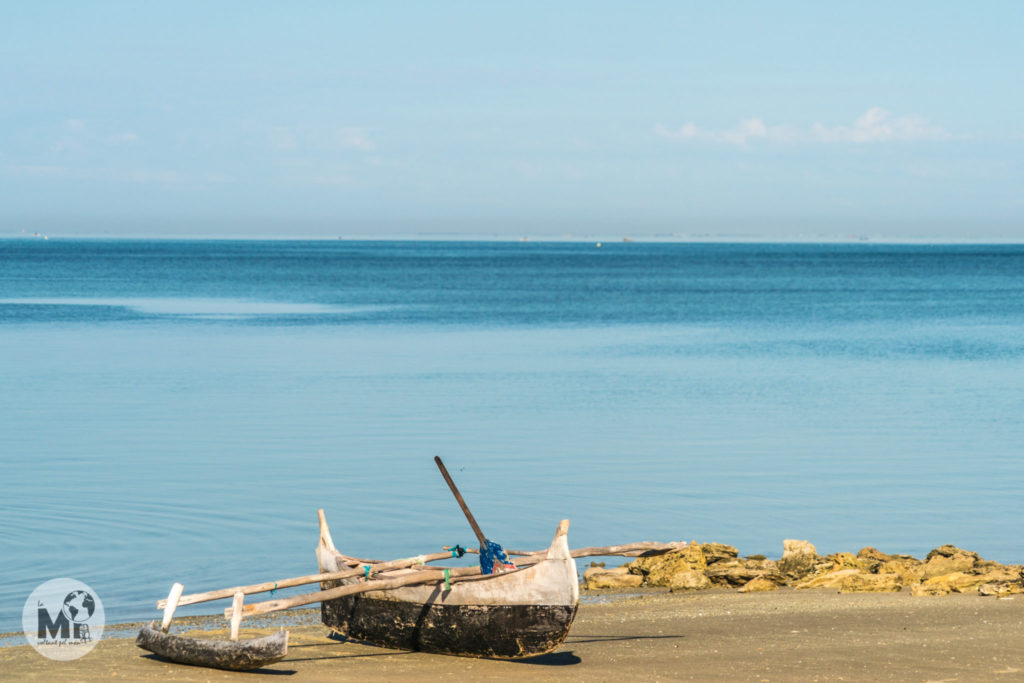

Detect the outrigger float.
[{"left": 137, "top": 459, "right": 684, "bottom": 670}]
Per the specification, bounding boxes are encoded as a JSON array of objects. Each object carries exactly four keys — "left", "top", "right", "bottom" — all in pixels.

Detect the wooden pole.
[
  {"left": 162, "top": 540, "right": 687, "bottom": 611},
  {"left": 225, "top": 566, "right": 481, "bottom": 619},
  {"left": 455, "top": 541, "right": 688, "bottom": 559},
  {"left": 160, "top": 582, "right": 184, "bottom": 633},
  {"left": 434, "top": 456, "right": 488, "bottom": 547},
  {"left": 159, "top": 549, "right": 458, "bottom": 609},
  {"left": 229, "top": 592, "right": 244, "bottom": 641}
]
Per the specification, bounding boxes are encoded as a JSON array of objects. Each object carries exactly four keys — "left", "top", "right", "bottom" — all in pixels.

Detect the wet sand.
[{"left": 2, "top": 589, "right": 1022, "bottom": 681}]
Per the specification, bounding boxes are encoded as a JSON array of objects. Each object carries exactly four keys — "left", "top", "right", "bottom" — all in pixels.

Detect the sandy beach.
[{"left": 3, "top": 588, "right": 1022, "bottom": 681}]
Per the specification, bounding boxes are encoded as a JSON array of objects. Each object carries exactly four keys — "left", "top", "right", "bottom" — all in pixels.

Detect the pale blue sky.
[{"left": 2, "top": 2, "right": 1021, "bottom": 239}]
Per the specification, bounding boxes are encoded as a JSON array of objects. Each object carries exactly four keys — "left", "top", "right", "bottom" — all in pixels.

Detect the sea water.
[{"left": 1, "top": 239, "right": 1022, "bottom": 633}]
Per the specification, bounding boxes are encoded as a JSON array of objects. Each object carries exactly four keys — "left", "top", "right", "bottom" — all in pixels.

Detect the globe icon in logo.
[{"left": 61, "top": 591, "right": 96, "bottom": 623}]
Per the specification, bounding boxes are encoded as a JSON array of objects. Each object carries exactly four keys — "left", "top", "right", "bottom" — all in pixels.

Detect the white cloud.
[
  {"left": 655, "top": 119, "right": 800, "bottom": 146},
  {"left": 264, "top": 125, "right": 376, "bottom": 152},
  {"left": 810, "top": 107, "right": 950, "bottom": 142},
  {"left": 268, "top": 126, "right": 298, "bottom": 151},
  {"left": 657, "top": 108, "right": 950, "bottom": 146},
  {"left": 5, "top": 164, "right": 70, "bottom": 177},
  {"left": 122, "top": 169, "right": 181, "bottom": 184},
  {"left": 108, "top": 132, "right": 140, "bottom": 145},
  {"left": 336, "top": 127, "right": 375, "bottom": 151}
]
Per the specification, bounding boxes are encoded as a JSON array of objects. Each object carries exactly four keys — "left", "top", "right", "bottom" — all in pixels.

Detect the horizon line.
[{"left": 3, "top": 233, "right": 1024, "bottom": 245}]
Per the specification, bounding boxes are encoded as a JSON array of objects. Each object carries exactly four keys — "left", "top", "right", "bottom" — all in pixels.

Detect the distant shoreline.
[{"left": 4, "top": 233, "right": 1024, "bottom": 244}]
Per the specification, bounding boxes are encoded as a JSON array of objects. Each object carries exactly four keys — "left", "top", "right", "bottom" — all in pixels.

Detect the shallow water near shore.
[{"left": 2, "top": 239, "right": 1023, "bottom": 634}]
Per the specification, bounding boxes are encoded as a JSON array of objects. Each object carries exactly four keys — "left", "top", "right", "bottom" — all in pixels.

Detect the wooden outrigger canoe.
[
  {"left": 316, "top": 511, "right": 580, "bottom": 659},
  {"left": 137, "top": 506, "right": 675, "bottom": 670}
]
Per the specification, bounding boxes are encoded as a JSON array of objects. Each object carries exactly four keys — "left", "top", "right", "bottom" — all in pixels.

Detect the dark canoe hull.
[
  {"left": 322, "top": 594, "right": 578, "bottom": 658},
  {"left": 316, "top": 515, "right": 580, "bottom": 659},
  {"left": 136, "top": 622, "right": 288, "bottom": 671}
]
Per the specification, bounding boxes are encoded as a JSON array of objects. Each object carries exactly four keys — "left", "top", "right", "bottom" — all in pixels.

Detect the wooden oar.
[
  {"left": 434, "top": 456, "right": 514, "bottom": 574},
  {"left": 224, "top": 566, "right": 482, "bottom": 619},
  {"left": 434, "top": 456, "right": 488, "bottom": 546}
]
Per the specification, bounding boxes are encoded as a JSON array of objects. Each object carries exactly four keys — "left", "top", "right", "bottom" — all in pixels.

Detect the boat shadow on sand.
[
  {"left": 303, "top": 630, "right": 687, "bottom": 667},
  {"left": 139, "top": 653, "right": 298, "bottom": 676},
  {"left": 291, "top": 637, "right": 585, "bottom": 667},
  {"left": 141, "top": 632, "right": 687, "bottom": 671}
]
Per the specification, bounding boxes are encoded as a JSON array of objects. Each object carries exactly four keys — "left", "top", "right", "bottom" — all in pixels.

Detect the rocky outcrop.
[
  {"left": 628, "top": 542, "right": 707, "bottom": 588},
  {"left": 921, "top": 545, "right": 980, "bottom": 579},
  {"left": 908, "top": 550, "right": 1024, "bottom": 596},
  {"left": 777, "top": 540, "right": 820, "bottom": 580},
  {"left": 701, "top": 543, "right": 739, "bottom": 565},
  {"left": 580, "top": 540, "right": 1024, "bottom": 598},
  {"left": 705, "top": 558, "right": 782, "bottom": 587}
]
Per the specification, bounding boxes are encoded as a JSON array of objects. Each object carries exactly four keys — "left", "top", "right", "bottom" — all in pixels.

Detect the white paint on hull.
[{"left": 317, "top": 517, "right": 578, "bottom": 608}]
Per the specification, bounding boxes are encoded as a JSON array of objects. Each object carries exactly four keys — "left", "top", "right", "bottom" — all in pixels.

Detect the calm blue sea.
[{"left": 2, "top": 239, "right": 1023, "bottom": 634}]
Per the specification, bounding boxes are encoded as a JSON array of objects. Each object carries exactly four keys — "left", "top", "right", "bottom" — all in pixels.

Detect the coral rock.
[
  {"left": 706, "top": 559, "right": 782, "bottom": 587},
  {"left": 668, "top": 570, "right": 712, "bottom": 592},
  {"left": 978, "top": 582, "right": 1024, "bottom": 597},
  {"left": 921, "top": 546, "right": 979, "bottom": 579},
  {"left": 794, "top": 568, "right": 862, "bottom": 590},
  {"left": 738, "top": 577, "right": 780, "bottom": 593},
  {"left": 582, "top": 566, "right": 644, "bottom": 590},
  {"left": 878, "top": 558, "right": 925, "bottom": 583},
  {"left": 825, "top": 552, "right": 861, "bottom": 571},
  {"left": 778, "top": 539, "right": 820, "bottom": 580},
  {"left": 912, "top": 571, "right": 992, "bottom": 596},
  {"left": 701, "top": 543, "right": 739, "bottom": 565},
  {"left": 839, "top": 572, "right": 902, "bottom": 593},
  {"left": 628, "top": 542, "right": 707, "bottom": 587}
]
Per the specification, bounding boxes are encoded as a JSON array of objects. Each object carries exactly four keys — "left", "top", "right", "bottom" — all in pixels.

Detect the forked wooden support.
[
  {"left": 229, "top": 592, "right": 244, "bottom": 641},
  {"left": 160, "top": 583, "right": 184, "bottom": 633}
]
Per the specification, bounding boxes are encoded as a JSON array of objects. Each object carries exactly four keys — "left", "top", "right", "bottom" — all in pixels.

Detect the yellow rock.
[
  {"left": 701, "top": 543, "right": 739, "bottom": 564},
  {"left": 911, "top": 581, "right": 948, "bottom": 597},
  {"left": 878, "top": 558, "right": 925, "bottom": 583},
  {"left": 921, "top": 546, "right": 979, "bottom": 579},
  {"left": 839, "top": 572, "right": 902, "bottom": 593},
  {"left": 778, "top": 539, "right": 820, "bottom": 579},
  {"left": 583, "top": 566, "right": 644, "bottom": 590},
  {"left": 738, "top": 577, "right": 780, "bottom": 593},
  {"left": 827, "top": 552, "right": 860, "bottom": 570},
  {"left": 912, "top": 571, "right": 993, "bottom": 596},
  {"left": 794, "top": 568, "right": 861, "bottom": 590},
  {"left": 978, "top": 582, "right": 1024, "bottom": 597},
  {"left": 628, "top": 542, "right": 707, "bottom": 587},
  {"left": 668, "top": 571, "right": 712, "bottom": 592}
]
